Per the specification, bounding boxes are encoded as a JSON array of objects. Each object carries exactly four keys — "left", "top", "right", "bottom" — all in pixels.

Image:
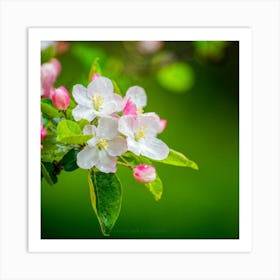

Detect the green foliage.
[
  {"left": 41, "top": 99, "right": 62, "bottom": 118},
  {"left": 157, "top": 149, "right": 198, "bottom": 170},
  {"left": 121, "top": 151, "right": 152, "bottom": 166},
  {"left": 41, "top": 45, "right": 55, "bottom": 64},
  {"left": 41, "top": 162, "right": 58, "bottom": 185},
  {"left": 156, "top": 62, "right": 195, "bottom": 93},
  {"left": 41, "top": 134, "right": 72, "bottom": 162},
  {"left": 145, "top": 173, "right": 163, "bottom": 201},
  {"left": 60, "top": 148, "right": 79, "bottom": 172},
  {"left": 88, "top": 171, "right": 122, "bottom": 236},
  {"left": 88, "top": 58, "right": 102, "bottom": 82},
  {"left": 56, "top": 119, "right": 92, "bottom": 144}
]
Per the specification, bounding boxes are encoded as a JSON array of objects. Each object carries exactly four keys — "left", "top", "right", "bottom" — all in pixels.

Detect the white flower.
[
  {"left": 72, "top": 77, "right": 123, "bottom": 122},
  {"left": 77, "top": 117, "right": 127, "bottom": 173},
  {"left": 118, "top": 114, "right": 169, "bottom": 160}
]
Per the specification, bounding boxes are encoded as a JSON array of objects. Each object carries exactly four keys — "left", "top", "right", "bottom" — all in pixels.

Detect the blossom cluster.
[{"left": 72, "top": 76, "right": 169, "bottom": 182}]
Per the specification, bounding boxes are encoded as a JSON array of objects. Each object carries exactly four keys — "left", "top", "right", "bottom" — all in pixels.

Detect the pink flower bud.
[
  {"left": 91, "top": 73, "right": 101, "bottom": 81},
  {"left": 158, "top": 119, "right": 167, "bottom": 133},
  {"left": 51, "top": 86, "right": 70, "bottom": 110},
  {"left": 123, "top": 98, "right": 137, "bottom": 116},
  {"left": 41, "top": 58, "right": 61, "bottom": 98},
  {"left": 133, "top": 164, "right": 156, "bottom": 184}
]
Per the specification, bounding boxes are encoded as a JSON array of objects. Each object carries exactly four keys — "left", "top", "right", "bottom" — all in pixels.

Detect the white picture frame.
[{"left": 1, "top": 0, "right": 279, "bottom": 279}]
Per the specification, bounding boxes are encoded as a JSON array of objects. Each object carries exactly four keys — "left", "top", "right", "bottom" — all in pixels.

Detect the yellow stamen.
[
  {"left": 97, "top": 138, "right": 108, "bottom": 150},
  {"left": 134, "top": 125, "right": 147, "bottom": 141},
  {"left": 91, "top": 94, "right": 104, "bottom": 111}
]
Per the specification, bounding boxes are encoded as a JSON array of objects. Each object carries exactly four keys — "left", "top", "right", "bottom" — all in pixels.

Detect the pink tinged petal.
[
  {"left": 72, "top": 105, "right": 95, "bottom": 122},
  {"left": 107, "top": 136, "right": 127, "bottom": 156},
  {"left": 125, "top": 86, "right": 147, "bottom": 109},
  {"left": 123, "top": 98, "right": 137, "bottom": 116},
  {"left": 133, "top": 164, "right": 156, "bottom": 183},
  {"left": 91, "top": 73, "right": 101, "bottom": 81},
  {"left": 113, "top": 94, "right": 125, "bottom": 112},
  {"left": 72, "top": 84, "right": 92, "bottom": 107},
  {"left": 127, "top": 137, "right": 141, "bottom": 155},
  {"left": 139, "top": 113, "right": 161, "bottom": 137},
  {"left": 95, "top": 150, "right": 117, "bottom": 173},
  {"left": 50, "top": 58, "right": 61, "bottom": 76},
  {"left": 159, "top": 119, "right": 167, "bottom": 133},
  {"left": 140, "top": 137, "right": 169, "bottom": 160},
  {"left": 88, "top": 76, "right": 114, "bottom": 97},
  {"left": 51, "top": 86, "right": 70, "bottom": 110},
  {"left": 77, "top": 146, "right": 99, "bottom": 169},
  {"left": 97, "top": 117, "right": 119, "bottom": 139},
  {"left": 118, "top": 115, "right": 138, "bottom": 138}
]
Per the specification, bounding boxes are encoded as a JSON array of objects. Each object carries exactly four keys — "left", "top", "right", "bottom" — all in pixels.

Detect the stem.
[
  {"left": 117, "top": 157, "right": 134, "bottom": 169},
  {"left": 62, "top": 110, "right": 67, "bottom": 119}
]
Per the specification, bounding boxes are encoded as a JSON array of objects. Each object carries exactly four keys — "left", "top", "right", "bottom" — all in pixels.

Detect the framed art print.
[{"left": 28, "top": 27, "right": 252, "bottom": 252}]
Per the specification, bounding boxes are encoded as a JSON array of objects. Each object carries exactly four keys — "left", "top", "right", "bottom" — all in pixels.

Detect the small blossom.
[
  {"left": 52, "top": 86, "right": 70, "bottom": 110},
  {"left": 123, "top": 86, "right": 147, "bottom": 114},
  {"left": 91, "top": 73, "right": 101, "bottom": 81},
  {"left": 138, "top": 41, "right": 164, "bottom": 54},
  {"left": 133, "top": 164, "right": 156, "bottom": 183},
  {"left": 41, "top": 58, "right": 61, "bottom": 98},
  {"left": 41, "top": 114, "right": 47, "bottom": 149},
  {"left": 72, "top": 76, "right": 123, "bottom": 122},
  {"left": 159, "top": 119, "right": 167, "bottom": 133},
  {"left": 118, "top": 114, "right": 169, "bottom": 160},
  {"left": 77, "top": 117, "right": 127, "bottom": 173}
]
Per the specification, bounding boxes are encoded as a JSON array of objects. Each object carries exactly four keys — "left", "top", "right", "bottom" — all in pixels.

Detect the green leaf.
[
  {"left": 145, "top": 173, "right": 163, "bottom": 201},
  {"left": 157, "top": 149, "right": 199, "bottom": 170},
  {"left": 56, "top": 119, "right": 92, "bottom": 144},
  {"left": 41, "top": 134, "right": 72, "bottom": 162},
  {"left": 41, "top": 162, "right": 58, "bottom": 185},
  {"left": 60, "top": 148, "right": 79, "bottom": 172},
  {"left": 112, "top": 80, "right": 122, "bottom": 96},
  {"left": 88, "top": 171, "right": 122, "bottom": 236},
  {"left": 121, "top": 151, "right": 152, "bottom": 167},
  {"left": 88, "top": 57, "right": 102, "bottom": 82},
  {"left": 41, "top": 101, "right": 62, "bottom": 118}
]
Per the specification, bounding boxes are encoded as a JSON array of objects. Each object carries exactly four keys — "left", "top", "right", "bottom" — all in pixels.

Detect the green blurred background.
[{"left": 41, "top": 41, "right": 239, "bottom": 239}]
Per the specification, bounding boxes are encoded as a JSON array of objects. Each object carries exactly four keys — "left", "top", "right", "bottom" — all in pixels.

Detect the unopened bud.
[
  {"left": 51, "top": 86, "right": 70, "bottom": 110},
  {"left": 133, "top": 164, "right": 156, "bottom": 184}
]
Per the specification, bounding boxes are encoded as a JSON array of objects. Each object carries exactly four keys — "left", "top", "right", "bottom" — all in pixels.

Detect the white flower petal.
[
  {"left": 107, "top": 136, "right": 127, "bottom": 156},
  {"left": 83, "top": 125, "right": 98, "bottom": 147},
  {"left": 88, "top": 77, "right": 114, "bottom": 97},
  {"left": 97, "top": 117, "right": 118, "bottom": 139},
  {"left": 125, "top": 86, "right": 147, "bottom": 109},
  {"left": 113, "top": 94, "right": 125, "bottom": 112},
  {"left": 72, "top": 84, "right": 92, "bottom": 107},
  {"left": 72, "top": 105, "right": 95, "bottom": 121},
  {"left": 118, "top": 115, "right": 138, "bottom": 137},
  {"left": 96, "top": 150, "right": 117, "bottom": 173},
  {"left": 83, "top": 125, "right": 96, "bottom": 135},
  {"left": 77, "top": 146, "right": 99, "bottom": 169},
  {"left": 127, "top": 137, "right": 141, "bottom": 155},
  {"left": 139, "top": 113, "right": 161, "bottom": 137},
  {"left": 140, "top": 137, "right": 169, "bottom": 160},
  {"left": 97, "top": 100, "right": 118, "bottom": 116}
]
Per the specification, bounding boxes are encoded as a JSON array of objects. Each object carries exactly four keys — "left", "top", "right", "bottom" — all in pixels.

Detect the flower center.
[
  {"left": 91, "top": 94, "right": 104, "bottom": 111},
  {"left": 134, "top": 125, "right": 147, "bottom": 141},
  {"left": 97, "top": 138, "right": 108, "bottom": 150}
]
